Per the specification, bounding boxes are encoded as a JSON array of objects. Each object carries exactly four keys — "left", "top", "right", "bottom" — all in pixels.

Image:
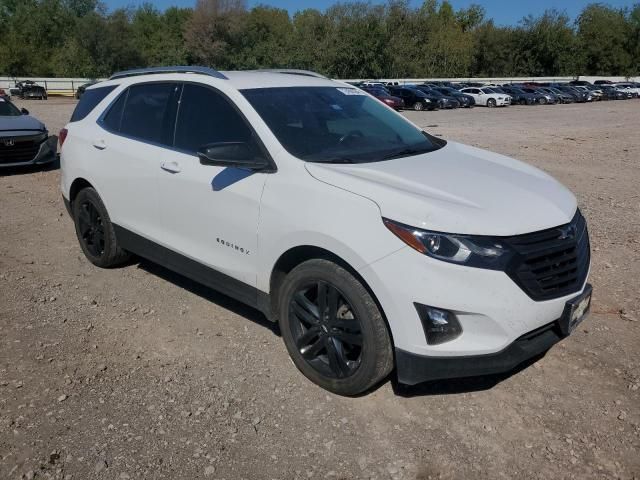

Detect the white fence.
[{"left": 2, "top": 75, "right": 638, "bottom": 96}]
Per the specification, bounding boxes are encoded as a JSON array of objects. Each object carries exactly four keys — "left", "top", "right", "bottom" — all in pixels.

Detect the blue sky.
[{"left": 104, "top": 0, "right": 636, "bottom": 26}]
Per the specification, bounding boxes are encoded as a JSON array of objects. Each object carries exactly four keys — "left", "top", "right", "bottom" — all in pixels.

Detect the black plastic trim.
[
  {"left": 395, "top": 321, "right": 563, "bottom": 385},
  {"left": 113, "top": 225, "right": 273, "bottom": 320}
]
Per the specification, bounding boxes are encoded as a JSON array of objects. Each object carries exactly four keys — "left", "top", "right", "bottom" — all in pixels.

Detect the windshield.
[
  {"left": 0, "top": 98, "right": 22, "bottom": 116},
  {"left": 242, "top": 86, "right": 444, "bottom": 164}
]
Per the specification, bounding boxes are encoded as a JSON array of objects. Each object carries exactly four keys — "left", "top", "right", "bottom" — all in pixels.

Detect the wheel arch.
[
  {"left": 69, "top": 177, "right": 94, "bottom": 205},
  {"left": 267, "top": 245, "right": 395, "bottom": 350}
]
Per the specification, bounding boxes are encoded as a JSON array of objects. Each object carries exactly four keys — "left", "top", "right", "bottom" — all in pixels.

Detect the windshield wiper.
[
  {"left": 380, "top": 147, "right": 429, "bottom": 161},
  {"left": 306, "top": 157, "right": 357, "bottom": 164}
]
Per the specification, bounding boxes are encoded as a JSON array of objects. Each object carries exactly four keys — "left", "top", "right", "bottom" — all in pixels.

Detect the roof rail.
[
  {"left": 254, "top": 69, "right": 327, "bottom": 79},
  {"left": 109, "top": 66, "right": 227, "bottom": 81}
]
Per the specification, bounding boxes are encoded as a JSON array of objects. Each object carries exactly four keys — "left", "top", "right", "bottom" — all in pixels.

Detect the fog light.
[{"left": 414, "top": 303, "right": 462, "bottom": 345}]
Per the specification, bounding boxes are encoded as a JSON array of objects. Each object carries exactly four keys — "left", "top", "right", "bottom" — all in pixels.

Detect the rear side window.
[
  {"left": 101, "top": 90, "right": 127, "bottom": 132},
  {"left": 70, "top": 85, "right": 117, "bottom": 122},
  {"left": 174, "top": 84, "right": 253, "bottom": 153},
  {"left": 119, "top": 83, "right": 177, "bottom": 145}
]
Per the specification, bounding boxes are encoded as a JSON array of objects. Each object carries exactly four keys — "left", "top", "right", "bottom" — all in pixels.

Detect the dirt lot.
[{"left": 1, "top": 98, "right": 639, "bottom": 480}]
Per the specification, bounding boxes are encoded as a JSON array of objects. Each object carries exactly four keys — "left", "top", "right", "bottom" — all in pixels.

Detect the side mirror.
[
  {"left": 21, "top": 108, "right": 29, "bottom": 115},
  {"left": 197, "top": 141, "right": 271, "bottom": 170}
]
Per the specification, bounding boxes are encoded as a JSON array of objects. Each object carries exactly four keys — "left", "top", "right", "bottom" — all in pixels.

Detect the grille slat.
[
  {"left": 504, "top": 210, "right": 590, "bottom": 301},
  {"left": 0, "top": 136, "right": 42, "bottom": 164}
]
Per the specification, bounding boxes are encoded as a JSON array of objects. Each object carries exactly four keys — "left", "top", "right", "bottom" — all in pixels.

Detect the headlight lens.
[{"left": 383, "top": 218, "right": 513, "bottom": 270}]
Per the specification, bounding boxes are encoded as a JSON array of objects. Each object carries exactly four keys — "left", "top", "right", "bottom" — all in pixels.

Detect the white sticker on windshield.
[
  {"left": 0, "top": 98, "right": 5, "bottom": 102},
  {"left": 336, "top": 87, "right": 366, "bottom": 96}
]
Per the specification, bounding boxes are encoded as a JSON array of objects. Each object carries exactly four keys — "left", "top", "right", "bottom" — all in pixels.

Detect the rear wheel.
[
  {"left": 278, "top": 259, "right": 393, "bottom": 396},
  {"left": 72, "top": 188, "right": 130, "bottom": 268},
  {"left": 486, "top": 98, "right": 497, "bottom": 108},
  {"left": 539, "top": 97, "right": 547, "bottom": 105}
]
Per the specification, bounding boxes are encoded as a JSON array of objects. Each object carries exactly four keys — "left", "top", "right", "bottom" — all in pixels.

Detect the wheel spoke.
[
  {"left": 292, "top": 293, "right": 319, "bottom": 326},
  {"left": 327, "top": 286, "right": 339, "bottom": 321},
  {"left": 331, "top": 317, "right": 361, "bottom": 332},
  {"left": 331, "top": 331, "right": 362, "bottom": 346},
  {"left": 325, "top": 337, "right": 349, "bottom": 378},
  {"left": 317, "top": 281, "right": 327, "bottom": 319},
  {"left": 300, "top": 336, "right": 325, "bottom": 359},
  {"left": 296, "top": 326, "right": 321, "bottom": 350}
]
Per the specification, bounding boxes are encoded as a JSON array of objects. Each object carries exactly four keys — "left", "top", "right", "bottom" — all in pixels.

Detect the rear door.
[
  {"left": 157, "top": 83, "right": 269, "bottom": 288},
  {"left": 94, "top": 82, "right": 179, "bottom": 242}
]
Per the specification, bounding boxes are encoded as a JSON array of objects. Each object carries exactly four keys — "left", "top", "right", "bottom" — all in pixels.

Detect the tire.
[
  {"left": 278, "top": 259, "right": 393, "bottom": 396},
  {"left": 539, "top": 97, "right": 547, "bottom": 105},
  {"left": 413, "top": 101, "right": 424, "bottom": 111},
  {"left": 72, "top": 188, "right": 130, "bottom": 268},
  {"left": 486, "top": 98, "right": 497, "bottom": 108}
]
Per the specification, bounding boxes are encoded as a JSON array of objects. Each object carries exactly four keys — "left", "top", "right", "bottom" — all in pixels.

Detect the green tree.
[{"left": 577, "top": 4, "right": 632, "bottom": 75}]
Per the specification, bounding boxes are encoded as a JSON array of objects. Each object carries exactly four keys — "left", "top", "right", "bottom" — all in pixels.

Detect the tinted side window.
[
  {"left": 70, "top": 85, "right": 117, "bottom": 122},
  {"left": 101, "top": 90, "right": 127, "bottom": 132},
  {"left": 120, "top": 83, "right": 177, "bottom": 145},
  {"left": 174, "top": 84, "right": 253, "bottom": 153}
]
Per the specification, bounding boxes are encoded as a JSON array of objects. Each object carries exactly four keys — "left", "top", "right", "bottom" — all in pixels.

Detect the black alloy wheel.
[
  {"left": 72, "top": 187, "right": 130, "bottom": 268},
  {"left": 77, "top": 200, "right": 105, "bottom": 258},
  {"left": 289, "top": 281, "right": 363, "bottom": 379},
  {"left": 278, "top": 259, "right": 393, "bottom": 396}
]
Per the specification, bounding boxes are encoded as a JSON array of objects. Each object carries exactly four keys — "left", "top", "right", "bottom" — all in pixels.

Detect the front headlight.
[{"left": 383, "top": 218, "right": 513, "bottom": 270}]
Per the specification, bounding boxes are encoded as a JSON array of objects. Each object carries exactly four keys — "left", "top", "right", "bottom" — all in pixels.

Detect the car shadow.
[
  {"left": 390, "top": 352, "right": 547, "bottom": 398},
  {"left": 134, "top": 257, "right": 280, "bottom": 336}
]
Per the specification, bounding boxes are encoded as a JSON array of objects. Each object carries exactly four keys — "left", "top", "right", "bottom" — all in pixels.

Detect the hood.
[
  {"left": 305, "top": 141, "right": 576, "bottom": 236},
  {"left": 0, "top": 114, "right": 46, "bottom": 134}
]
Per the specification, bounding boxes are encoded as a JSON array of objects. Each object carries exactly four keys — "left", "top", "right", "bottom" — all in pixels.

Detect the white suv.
[{"left": 60, "top": 67, "right": 592, "bottom": 395}]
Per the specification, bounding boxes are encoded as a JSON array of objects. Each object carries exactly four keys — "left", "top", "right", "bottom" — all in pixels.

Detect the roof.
[
  {"left": 222, "top": 71, "right": 338, "bottom": 90},
  {"left": 92, "top": 66, "right": 340, "bottom": 92}
]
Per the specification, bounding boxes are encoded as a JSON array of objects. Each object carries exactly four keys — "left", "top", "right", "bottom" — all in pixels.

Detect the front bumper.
[
  {"left": 0, "top": 135, "right": 57, "bottom": 168},
  {"left": 396, "top": 318, "right": 563, "bottom": 385}
]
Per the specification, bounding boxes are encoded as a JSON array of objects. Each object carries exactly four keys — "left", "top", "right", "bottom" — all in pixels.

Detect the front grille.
[
  {"left": 0, "top": 135, "right": 43, "bottom": 164},
  {"left": 504, "top": 210, "right": 590, "bottom": 301}
]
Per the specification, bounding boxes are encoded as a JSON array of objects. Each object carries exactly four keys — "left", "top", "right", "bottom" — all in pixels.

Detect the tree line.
[{"left": 0, "top": 0, "right": 638, "bottom": 79}]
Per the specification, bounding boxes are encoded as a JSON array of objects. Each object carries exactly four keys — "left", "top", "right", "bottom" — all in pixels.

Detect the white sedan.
[{"left": 460, "top": 87, "right": 511, "bottom": 107}]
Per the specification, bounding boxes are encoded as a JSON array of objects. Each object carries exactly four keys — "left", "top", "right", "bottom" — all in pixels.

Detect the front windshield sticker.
[{"left": 336, "top": 88, "right": 366, "bottom": 96}]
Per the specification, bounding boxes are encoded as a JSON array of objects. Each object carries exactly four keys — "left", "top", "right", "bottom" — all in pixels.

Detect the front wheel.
[
  {"left": 486, "top": 98, "right": 497, "bottom": 108},
  {"left": 278, "top": 259, "right": 393, "bottom": 396},
  {"left": 72, "top": 188, "right": 130, "bottom": 268},
  {"left": 413, "top": 101, "right": 424, "bottom": 111}
]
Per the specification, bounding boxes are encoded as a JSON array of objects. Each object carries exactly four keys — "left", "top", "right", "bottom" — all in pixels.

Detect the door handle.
[
  {"left": 161, "top": 161, "right": 181, "bottom": 174},
  {"left": 92, "top": 139, "right": 106, "bottom": 150}
]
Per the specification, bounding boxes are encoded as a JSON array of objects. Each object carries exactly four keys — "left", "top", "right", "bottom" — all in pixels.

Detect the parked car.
[
  {"left": 13, "top": 80, "right": 47, "bottom": 100},
  {"left": 362, "top": 87, "right": 405, "bottom": 110},
  {"left": 573, "top": 85, "right": 602, "bottom": 101},
  {"left": 500, "top": 86, "right": 536, "bottom": 105},
  {"left": 524, "top": 87, "right": 560, "bottom": 104},
  {"left": 76, "top": 80, "right": 99, "bottom": 99},
  {"left": 0, "top": 96, "right": 58, "bottom": 167},
  {"left": 611, "top": 83, "right": 640, "bottom": 98},
  {"left": 599, "top": 85, "right": 627, "bottom": 100},
  {"left": 556, "top": 85, "right": 589, "bottom": 103},
  {"left": 539, "top": 87, "right": 575, "bottom": 104},
  {"left": 388, "top": 86, "right": 437, "bottom": 111},
  {"left": 60, "top": 66, "right": 592, "bottom": 395},
  {"left": 593, "top": 80, "right": 612, "bottom": 85},
  {"left": 459, "top": 87, "right": 511, "bottom": 107},
  {"left": 413, "top": 86, "right": 460, "bottom": 109},
  {"left": 517, "top": 87, "right": 557, "bottom": 104},
  {"left": 430, "top": 86, "right": 475, "bottom": 107}
]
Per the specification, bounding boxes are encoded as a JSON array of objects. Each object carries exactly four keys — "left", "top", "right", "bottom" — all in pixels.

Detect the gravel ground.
[{"left": 1, "top": 98, "right": 639, "bottom": 480}]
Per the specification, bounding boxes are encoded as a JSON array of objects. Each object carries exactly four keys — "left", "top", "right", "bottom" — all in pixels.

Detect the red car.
[{"left": 362, "top": 86, "right": 405, "bottom": 110}]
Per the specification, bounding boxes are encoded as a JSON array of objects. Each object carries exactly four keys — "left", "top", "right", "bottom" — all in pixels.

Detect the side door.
[
  {"left": 156, "top": 82, "right": 271, "bottom": 290},
  {"left": 94, "top": 82, "right": 179, "bottom": 243}
]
